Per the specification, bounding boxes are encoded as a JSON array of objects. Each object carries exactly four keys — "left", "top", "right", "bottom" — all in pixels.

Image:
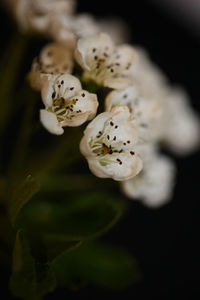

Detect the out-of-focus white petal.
[
  {"left": 28, "top": 42, "right": 73, "bottom": 91},
  {"left": 130, "top": 47, "right": 168, "bottom": 99},
  {"left": 162, "top": 87, "right": 200, "bottom": 155},
  {"left": 39, "top": 42, "right": 73, "bottom": 74},
  {"left": 98, "top": 18, "right": 130, "bottom": 44},
  {"left": 14, "top": 0, "right": 76, "bottom": 34},
  {"left": 105, "top": 86, "right": 163, "bottom": 142},
  {"left": 49, "top": 13, "right": 100, "bottom": 49},
  {"left": 122, "top": 144, "right": 176, "bottom": 208}
]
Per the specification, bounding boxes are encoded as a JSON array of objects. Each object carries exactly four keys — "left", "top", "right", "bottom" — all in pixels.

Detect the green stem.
[
  {"left": 81, "top": 73, "right": 101, "bottom": 93},
  {"left": 8, "top": 87, "right": 39, "bottom": 178},
  {"left": 0, "top": 31, "right": 27, "bottom": 134}
]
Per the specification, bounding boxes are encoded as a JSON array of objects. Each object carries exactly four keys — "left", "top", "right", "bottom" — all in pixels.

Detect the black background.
[{"left": 1, "top": 0, "right": 200, "bottom": 299}]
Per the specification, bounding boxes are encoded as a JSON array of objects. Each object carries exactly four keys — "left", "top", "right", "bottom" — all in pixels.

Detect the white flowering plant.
[{"left": 0, "top": 0, "right": 199, "bottom": 299}]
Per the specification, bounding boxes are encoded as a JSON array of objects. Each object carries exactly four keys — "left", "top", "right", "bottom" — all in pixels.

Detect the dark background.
[{"left": 1, "top": 0, "right": 200, "bottom": 299}]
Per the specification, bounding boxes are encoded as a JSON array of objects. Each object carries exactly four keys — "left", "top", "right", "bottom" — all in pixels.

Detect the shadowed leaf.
[
  {"left": 17, "top": 193, "right": 124, "bottom": 241},
  {"left": 10, "top": 230, "right": 56, "bottom": 300},
  {"left": 52, "top": 241, "right": 141, "bottom": 290},
  {"left": 9, "top": 175, "right": 40, "bottom": 226}
]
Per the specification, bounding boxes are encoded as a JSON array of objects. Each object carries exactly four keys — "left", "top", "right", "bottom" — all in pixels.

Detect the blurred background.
[{"left": 0, "top": 0, "right": 200, "bottom": 299}]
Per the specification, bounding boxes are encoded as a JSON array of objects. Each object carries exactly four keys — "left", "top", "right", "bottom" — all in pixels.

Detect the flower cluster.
[{"left": 13, "top": 0, "right": 199, "bottom": 207}]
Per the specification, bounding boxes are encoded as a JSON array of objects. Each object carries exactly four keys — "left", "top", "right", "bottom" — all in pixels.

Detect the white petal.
[
  {"left": 61, "top": 91, "right": 98, "bottom": 127},
  {"left": 105, "top": 86, "right": 138, "bottom": 112},
  {"left": 41, "top": 74, "right": 82, "bottom": 107},
  {"left": 122, "top": 149, "right": 176, "bottom": 208},
  {"left": 41, "top": 75, "right": 56, "bottom": 107},
  {"left": 68, "top": 90, "right": 98, "bottom": 116},
  {"left": 104, "top": 77, "right": 131, "bottom": 89},
  {"left": 75, "top": 32, "right": 114, "bottom": 71},
  {"left": 115, "top": 45, "right": 137, "bottom": 71},
  {"left": 87, "top": 152, "right": 143, "bottom": 181},
  {"left": 40, "top": 109, "right": 64, "bottom": 135}
]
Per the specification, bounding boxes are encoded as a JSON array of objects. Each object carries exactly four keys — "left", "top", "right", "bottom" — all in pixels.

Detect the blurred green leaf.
[
  {"left": 17, "top": 193, "right": 124, "bottom": 241},
  {"left": 10, "top": 230, "right": 56, "bottom": 300},
  {"left": 52, "top": 241, "right": 141, "bottom": 290},
  {"left": 40, "top": 173, "right": 114, "bottom": 191},
  {"left": 9, "top": 175, "right": 40, "bottom": 226},
  {"left": 44, "top": 236, "right": 81, "bottom": 262}
]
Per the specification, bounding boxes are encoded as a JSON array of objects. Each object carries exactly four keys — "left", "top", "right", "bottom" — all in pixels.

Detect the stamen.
[{"left": 116, "top": 158, "right": 122, "bottom": 165}]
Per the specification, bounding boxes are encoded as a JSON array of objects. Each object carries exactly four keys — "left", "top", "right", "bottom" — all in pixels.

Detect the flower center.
[
  {"left": 86, "top": 47, "right": 124, "bottom": 84},
  {"left": 49, "top": 96, "right": 81, "bottom": 122},
  {"left": 88, "top": 120, "right": 135, "bottom": 166}
]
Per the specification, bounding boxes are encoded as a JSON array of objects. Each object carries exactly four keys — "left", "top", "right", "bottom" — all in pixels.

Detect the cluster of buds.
[{"left": 10, "top": 0, "right": 200, "bottom": 207}]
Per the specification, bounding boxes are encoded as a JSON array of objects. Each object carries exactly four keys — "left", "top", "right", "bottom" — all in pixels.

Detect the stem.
[
  {"left": 0, "top": 31, "right": 27, "bottom": 134},
  {"left": 8, "top": 86, "right": 39, "bottom": 177}
]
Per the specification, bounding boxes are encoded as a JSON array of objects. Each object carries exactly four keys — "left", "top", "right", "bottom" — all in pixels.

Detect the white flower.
[
  {"left": 29, "top": 42, "right": 73, "bottom": 91},
  {"left": 121, "top": 144, "right": 176, "bottom": 208},
  {"left": 40, "top": 74, "right": 98, "bottom": 135},
  {"left": 80, "top": 106, "right": 143, "bottom": 181},
  {"left": 75, "top": 33, "right": 137, "bottom": 89},
  {"left": 105, "top": 86, "right": 163, "bottom": 142},
  {"left": 38, "top": 42, "right": 73, "bottom": 74},
  {"left": 130, "top": 47, "right": 168, "bottom": 99},
  {"left": 162, "top": 87, "right": 200, "bottom": 155},
  {"left": 49, "top": 14, "right": 100, "bottom": 49},
  {"left": 14, "top": 0, "right": 76, "bottom": 33}
]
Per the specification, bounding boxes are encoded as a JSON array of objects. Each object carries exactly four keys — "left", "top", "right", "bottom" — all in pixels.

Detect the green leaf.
[
  {"left": 17, "top": 193, "right": 124, "bottom": 241},
  {"left": 10, "top": 230, "right": 56, "bottom": 300},
  {"left": 52, "top": 241, "right": 141, "bottom": 290},
  {"left": 9, "top": 175, "right": 40, "bottom": 226}
]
